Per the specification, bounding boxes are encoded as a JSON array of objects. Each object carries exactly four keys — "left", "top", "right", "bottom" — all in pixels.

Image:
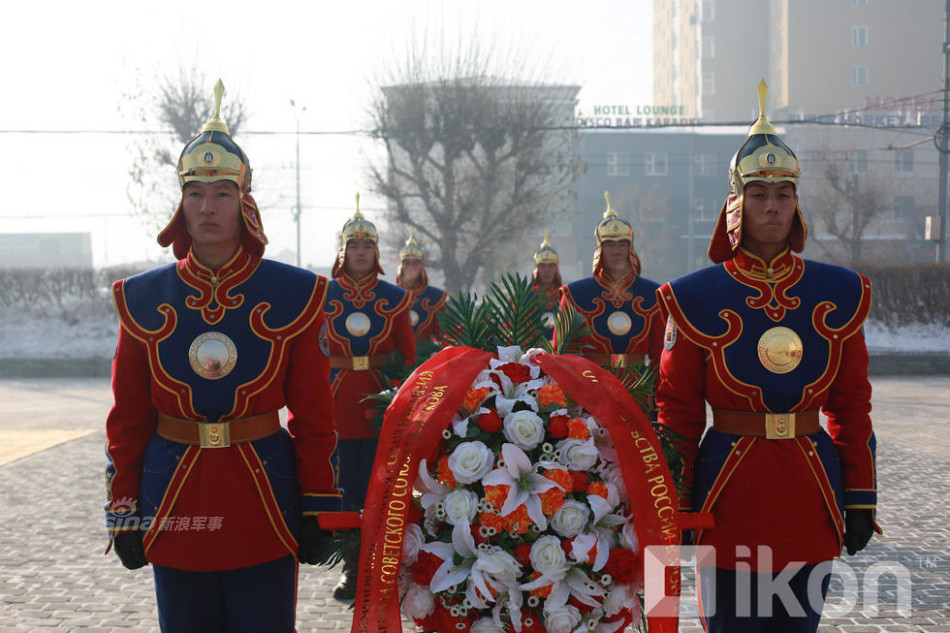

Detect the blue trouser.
[
  {"left": 153, "top": 555, "right": 296, "bottom": 632},
  {"left": 337, "top": 437, "right": 379, "bottom": 511},
  {"left": 698, "top": 562, "right": 832, "bottom": 633}
]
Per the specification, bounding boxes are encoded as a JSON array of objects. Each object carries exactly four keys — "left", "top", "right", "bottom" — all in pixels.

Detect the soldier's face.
[
  {"left": 536, "top": 263, "right": 558, "bottom": 286},
  {"left": 400, "top": 258, "right": 423, "bottom": 285},
  {"left": 742, "top": 181, "right": 797, "bottom": 258},
  {"left": 182, "top": 180, "right": 242, "bottom": 255},
  {"left": 344, "top": 238, "right": 377, "bottom": 280},
  {"left": 601, "top": 240, "right": 633, "bottom": 278}
]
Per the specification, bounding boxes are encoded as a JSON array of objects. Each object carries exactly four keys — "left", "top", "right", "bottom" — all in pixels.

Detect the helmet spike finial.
[
  {"left": 748, "top": 78, "right": 777, "bottom": 137},
  {"left": 201, "top": 79, "right": 230, "bottom": 135},
  {"left": 603, "top": 191, "right": 617, "bottom": 220}
]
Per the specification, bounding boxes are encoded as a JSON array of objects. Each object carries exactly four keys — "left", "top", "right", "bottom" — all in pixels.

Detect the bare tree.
[
  {"left": 366, "top": 43, "right": 579, "bottom": 294},
  {"left": 121, "top": 66, "right": 247, "bottom": 234},
  {"left": 806, "top": 152, "right": 888, "bottom": 266}
]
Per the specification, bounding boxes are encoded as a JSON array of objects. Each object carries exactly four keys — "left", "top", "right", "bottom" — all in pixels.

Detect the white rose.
[
  {"left": 551, "top": 499, "right": 591, "bottom": 538},
  {"left": 476, "top": 547, "right": 522, "bottom": 585},
  {"left": 503, "top": 410, "right": 546, "bottom": 450},
  {"left": 402, "top": 523, "right": 424, "bottom": 565},
  {"left": 448, "top": 441, "right": 495, "bottom": 484},
  {"left": 543, "top": 604, "right": 582, "bottom": 633},
  {"left": 557, "top": 438, "right": 599, "bottom": 470},
  {"left": 401, "top": 583, "right": 436, "bottom": 621},
  {"left": 470, "top": 618, "right": 507, "bottom": 633},
  {"left": 443, "top": 489, "right": 479, "bottom": 526},
  {"left": 529, "top": 535, "right": 568, "bottom": 576}
]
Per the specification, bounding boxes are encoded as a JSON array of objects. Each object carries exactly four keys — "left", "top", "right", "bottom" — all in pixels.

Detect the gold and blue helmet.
[
  {"left": 592, "top": 191, "right": 641, "bottom": 276},
  {"left": 399, "top": 227, "right": 424, "bottom": 261},
  {"left": 332, "top": 193, "right": 384, "bottom": 277},
  {"left": 708, "top": 79, "right": 807, "bottom": 263},
  {"left": 158, "top": 80, "right": 266, "bottom": 259},
  {"left": 533, "top": 229, "right": 559, "bottom": 265}
]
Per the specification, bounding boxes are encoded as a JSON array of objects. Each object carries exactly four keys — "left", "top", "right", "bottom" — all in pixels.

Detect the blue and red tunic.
[
  {"left": 655, "top": 247, "right": 876, "bottom": 570},
  {"left": 559, "top": 270, "right": 664, "bottom": 366},
  {"left": 400, "top": 282, "right": 447, "bottom": 345},
  {"left": 105, "top": 247, "right": 340, "bottom": 572},
  {"left": 325, "top": 272, "right": 416, "bottom": 440}
]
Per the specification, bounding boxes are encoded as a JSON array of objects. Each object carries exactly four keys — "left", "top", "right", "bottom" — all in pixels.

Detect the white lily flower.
[
  {"left": 587, "top": 481, "right": 621, "bottom": 524},
  {"left": 482, "top": 443, "right": 562, "bottom": 531},
  {"left": 415, "top": 458, "right": 449, "bottom": 510}
]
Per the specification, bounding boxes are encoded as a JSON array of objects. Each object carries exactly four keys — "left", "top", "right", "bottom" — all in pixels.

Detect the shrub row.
[
  {"left": 857, "top": 263, "right": 950, "bottom": 327},
  {"left": 1, "top": 263, "right": 947, "bottom": 328}
]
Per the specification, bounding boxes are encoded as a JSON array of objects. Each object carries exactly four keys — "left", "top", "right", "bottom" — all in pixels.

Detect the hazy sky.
[{"left": 0, "top": 0, "right": 653, "bottom": 269}]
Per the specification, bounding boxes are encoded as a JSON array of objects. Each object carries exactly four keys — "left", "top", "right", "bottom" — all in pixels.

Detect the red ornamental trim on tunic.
[
  {"left": 338, "top": 275, "right": 377, "bottom": 310},
  {"left": 413, "top": 288, "right": 447, "bottom": 336},
  {"left": 796, "top": 274, "right": 872, "bottom": 410},
  {"left": 143, "top": 445, "right": 199, "bottom": 554},
  {"left": 113, "top": 282, "right": 200, "bottom": 419},
  {"left": 659, "top": 285, "right": 766, "bottom": 410},
  {"left": 177, "top": 251, "right": 256, "bottom": 325},
  {"left": 724, "top": 257, "right": 804, "bottom": 323},
  {"left": 236, "top": 443, "right": 298, "bottom": 556},
  {"left": 228, "top": 277, "right": 327, "bottom": 419},
  {"left": 564, "top": 285, "right": 659, "bottom": 355},
  {"left": 325, "top": 287, "right": 412, "bottom": 357},
  {"left": 794, "top": 438, "right": 845, "bottom": 547}
]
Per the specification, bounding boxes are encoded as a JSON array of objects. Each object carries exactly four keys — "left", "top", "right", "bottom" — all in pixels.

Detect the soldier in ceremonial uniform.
[
  {"left": 104, "top": 81, "right": 340, "bottom": 632},
  {"left": 655, "top": 81, "right": 878, "bottom": 632},
  {"left": 559, "top": 192, "right": 664, "bottom": 369},
  {"left": 396, "top": 228, "right": 447, "bottom": 345},
  {"left": 530, "top": 230, "right": 562, "bottom": 339},
  {"left": 324, "top": 197, "right": 416, "bottom": 600}
]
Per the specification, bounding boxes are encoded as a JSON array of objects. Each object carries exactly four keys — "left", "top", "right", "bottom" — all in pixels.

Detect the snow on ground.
[{"left": 0, "top": 297, "right": 947, "bottom": 359}]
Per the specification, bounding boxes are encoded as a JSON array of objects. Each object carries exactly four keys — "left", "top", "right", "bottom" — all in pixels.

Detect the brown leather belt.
[
  {"left": 156, "top": 411, "right": 281, "bottom": 449},
  {"left": 328, "top": 354, "right": 389, "bottom": 371},
  {"left": 712, "top": 409, "right": 820, "bottom": 440},
  {"left": 582, "top": 352, "right": 645, "bottom": 368}
]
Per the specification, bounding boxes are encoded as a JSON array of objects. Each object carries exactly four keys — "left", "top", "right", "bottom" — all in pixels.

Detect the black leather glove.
[
  {"left": 113, "top": 531, "right": 147, "bottom": 570},
  {"left": 843, "top": 509, "right": 874, "bottom": 556},
  {"left": 298, "top": 516, "right": 332, "bottom": 565}
]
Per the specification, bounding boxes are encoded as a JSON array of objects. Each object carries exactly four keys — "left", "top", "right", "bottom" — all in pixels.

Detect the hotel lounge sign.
[{"left": 575, "top": 104, "right": 699, "bottom": 127}]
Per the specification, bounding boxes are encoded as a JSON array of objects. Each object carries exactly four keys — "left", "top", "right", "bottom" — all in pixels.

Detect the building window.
[
  {"left": 692, "top": 198, "right": 716, "bottom": 220},
  {"left": 701, "top": 0, "right": 715, "bottom": 21},
  {"left": 851, "top": 150, "right": 869, "bottom": 174},
  {"left": 852, "top": 26, "right": 868, "bottom": 46},
  {"left": 702, "top": 72, "right": 716, "bottom": 95},
  {"left": 702, "top": 36, "right": 716, "bottom": 59},
  {"left": 853, "top": 0, "right": 868, "bottom": 6},
  {"left": 895, "top": 150, "right": 914, "bottom": 174},
  {"left": 694, "top": 153, "right": 717, "bottom": 176},
  {"left": 645, "top": 152, "right": 669, "bottom": 176},
  {"left": 894, "top": 195, "right": 915, "bottom": 219},
  {"left": 606, "top": 152, "right": 631, "bottom": 177},
  {"left": 852, "top": 66, "right": 869, "bottom": 86}
]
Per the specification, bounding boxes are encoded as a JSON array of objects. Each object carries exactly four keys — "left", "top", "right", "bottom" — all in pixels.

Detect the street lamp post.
[{"left": 290, "top": 99, "right": 306, "bottom": 267}]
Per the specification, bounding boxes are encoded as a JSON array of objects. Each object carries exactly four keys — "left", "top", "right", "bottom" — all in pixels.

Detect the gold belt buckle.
[
  {"left": 610, "top": 354, "right": 627, "bottom": 368},
  {"left": 765, "top": 413, "right": 795, "bottom": 440},
  {"left": 199, "top": 422, "right": 231, "bottom": 448},
  {"left": 352, "top": 355, "right": 370, "bottom": 371}
]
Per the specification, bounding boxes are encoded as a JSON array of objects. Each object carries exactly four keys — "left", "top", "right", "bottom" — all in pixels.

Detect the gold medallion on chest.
[
  {"left": 345, "top": 312, "right": 372, "bottom": 337},
  {"left": 189, "top": 332, "right": 238, "bottom": 380},
  {"left": 606, "top": 311, "right": 632, "bottom": 336},
  {"left": 757, "top": 326, "right": 803, "bottom": 374}
]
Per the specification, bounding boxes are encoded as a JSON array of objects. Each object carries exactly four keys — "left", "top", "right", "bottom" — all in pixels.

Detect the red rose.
[
  {"left": 477, "top": 410, "right": 503, "bottom": 433},
  {"left": 603, "top": 547, "right": 641, "bottom": 585},
  {"left": 411, "top": 549, "right": 443, "bottom": 586},
  {"left": 561, "top": 536, "right": 575, "bottom": 556},
  {"left": 514, "top": 542, "right": 533, "bottom": 566},
  {"left": 497, "top": 362, "right": 532, "bottom": 384},
  {"left": 548, "top": 414, "right": 570, "bottom": 439},
  {"left": 570, "top": 470, "right": 588, "bottom": 491}
]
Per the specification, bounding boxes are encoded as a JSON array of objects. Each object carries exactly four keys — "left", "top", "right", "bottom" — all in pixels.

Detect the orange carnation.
[
  {"left": 587, "top": 481, "right": 609, "bottom": 499},
  {"left": 542, "top": 468, "right": 573, "bottom": 493},
  {"left": 483, "top": 484, "right": 509, "bottom": 511},
  {"left": 436, "top": 456, "right": 458, "bottom": 487},
  {"left": 538, "top": 487, "right": 565, "bottom": 514},
  {"left": 478, "top": 512, "right": 505, "bottom": 532},
  {"left": 461, "top": 387, "right": 492, "bottom": 414},
  {"left": 536, "top": 383, "right": 567, "bottom": 409},
  {"left": 567, "top": 418, "right": 591, "bottom": 440},
  {"left": 503, "top": 504, "right": 532, "bottom": 534}
]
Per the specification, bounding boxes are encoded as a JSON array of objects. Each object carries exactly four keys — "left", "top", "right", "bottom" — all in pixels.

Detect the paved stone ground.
[{"left": 0, "top": 376, "right": 947, "bottom": 632}]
